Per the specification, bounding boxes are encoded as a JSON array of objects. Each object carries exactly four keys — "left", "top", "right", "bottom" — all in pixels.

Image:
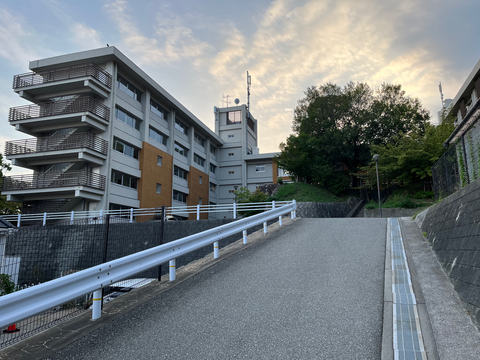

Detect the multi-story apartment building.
[{"left": 2, "top": 47, "right": 288, "bottom": 219}]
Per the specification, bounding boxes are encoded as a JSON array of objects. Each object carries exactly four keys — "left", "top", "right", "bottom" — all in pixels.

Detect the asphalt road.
[{"left": 49, "top": 218, "right": 387, "bottom": 360}]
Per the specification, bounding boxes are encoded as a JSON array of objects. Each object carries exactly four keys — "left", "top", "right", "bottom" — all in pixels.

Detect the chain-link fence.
[{"left": 432, "top": 123, "right": 480, "bottom": 200}]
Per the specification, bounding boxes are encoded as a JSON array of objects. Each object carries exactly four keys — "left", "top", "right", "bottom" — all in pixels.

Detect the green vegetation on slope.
[{"left": 270, "top": 182, "right": 350, "bottom": 203}]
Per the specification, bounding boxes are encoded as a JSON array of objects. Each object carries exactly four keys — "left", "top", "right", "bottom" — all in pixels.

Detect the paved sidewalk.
[{"left": 400, "top": 218, "right": 480, "bottom": 360}]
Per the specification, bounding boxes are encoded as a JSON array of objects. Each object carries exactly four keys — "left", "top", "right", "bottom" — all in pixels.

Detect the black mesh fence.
[{"left": 432, "top": 145, "right": 461, "bottom": 200}]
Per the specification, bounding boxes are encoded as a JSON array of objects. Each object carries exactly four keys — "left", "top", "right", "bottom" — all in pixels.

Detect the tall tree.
[
  {"left": 0, "top": 153, "right": 21, "bottom": 215},
  {"left": 276, "top": 82, "right": 429, "bottom": 191}
]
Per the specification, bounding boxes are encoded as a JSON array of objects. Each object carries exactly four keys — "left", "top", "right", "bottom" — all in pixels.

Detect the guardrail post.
[
  {"left": 92, "top": 289, "right": 102, "bottom": 320},
  {"left": 272, "top": 200, "right": 275, "bottom": 209},
  {"left": 243, "top": 230, "right": 247, "bottom": 244},
  {"left": 293, "top": 200, "right": 296, "bottom": 219},
  {"left": 214, "top": 241, "right": 219, "bottom": 258},
  {"left": 43, "top": 212, "right": 47, "bottom": 226},
  {"left": 17, "top": 213, "right": 21, "bottom": 227},
  {"left": 129, "top": 208, "right": 133, "bottom": 223},
  {"left": 197, "top": 204, "right": 200, "bottom": 220},
  {"left": 70, "top": 211, "right": 74, "bottom": 225},
  {"left": 169, "top": 259, "right": 176, "bottom": 281},
  {"left": 233, "top": 203, "right": 237, "bottom": 219},
  {"left": 279, "top": 215, "right": 282, "bottom": 226},
  {"left": 291, "top": 211, "right": 294, "bottom": 220},
  {"left": 264, "top": 221, "right": 267, "bottom": 234}
]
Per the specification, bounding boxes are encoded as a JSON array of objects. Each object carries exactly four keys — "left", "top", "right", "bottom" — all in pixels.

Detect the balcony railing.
[
  {"left": 13, "top": 62, "right": 112, "bottom": 89},
  {"left": 3, "top": 171, "right": 106, "bottom": 191},
  {"left": 8, "top": 96, "right": 110, "bottom": 122},
  {"left": 5, "top": 133, "right": 108, "bottom": 157}
]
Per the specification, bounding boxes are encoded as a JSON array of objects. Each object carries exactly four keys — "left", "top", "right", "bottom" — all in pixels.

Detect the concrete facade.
[{"left": 2, "top": 47, "right": 285, "bottom": 218}]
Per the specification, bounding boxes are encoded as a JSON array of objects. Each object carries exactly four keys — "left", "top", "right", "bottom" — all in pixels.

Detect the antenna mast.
[
  {"left": 247, "top": 71, "right": 252, "bottom": 116},
  {"left": 221, "top": 93, "right": 231, "bottom": 107},
  {"left": 439, "top": 82, "right": 445, "bottom": 109}
]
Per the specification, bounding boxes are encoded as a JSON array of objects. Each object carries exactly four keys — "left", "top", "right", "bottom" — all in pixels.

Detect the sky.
[{"left": 1, "top": 0, "right": 480, "bottom": 175}]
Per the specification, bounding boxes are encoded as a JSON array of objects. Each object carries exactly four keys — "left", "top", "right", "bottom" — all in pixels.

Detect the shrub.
[
  {"left": 364, "top": 200, "right": 377, "bottom": 209},
  {"left": 277, "top": 178, "right": 284, "bottom": 185},
  {"left": 324, "top": 172, "right": 350, "bottom": 195},
  {"left": 413, "top": 191, "right": 434, "bottom": 199},
  {"left": 0, "top": 274, "right": 15, "bottom": 296}
]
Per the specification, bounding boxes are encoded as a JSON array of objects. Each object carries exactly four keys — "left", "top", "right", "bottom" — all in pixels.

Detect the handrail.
[
  {"left": 0, "top": 201, "right": 293, "bottom": 225},
  {"left": 2, "top": 171, "right": 106, "bottom": 192},
  {"left": 12, "top": 62, "right": 112, "bottom": 89},
  {"left": 5, "top": 133, "right": 108, "bottom": 156},
  {"left": 0, "top": 202, "right": 296, "bottom": 328},
  {"left": 8, "top": 96, "right": 110, "bottom": 122}
]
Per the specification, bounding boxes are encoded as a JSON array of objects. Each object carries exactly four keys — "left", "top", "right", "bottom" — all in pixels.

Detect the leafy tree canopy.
[
  {"left": 0, "top": 153, "right": 22, "bottom": 215},
  {"left": 276, "top": 82, "right": 430, "bottom": 192}
]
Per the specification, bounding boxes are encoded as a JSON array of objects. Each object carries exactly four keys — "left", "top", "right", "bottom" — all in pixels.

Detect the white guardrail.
[
  {"left": 0, "top": 201, "right": 296, "bottom": 329},
  {"left": 1, "top": 201, "right": 293, "bottom": 226}
]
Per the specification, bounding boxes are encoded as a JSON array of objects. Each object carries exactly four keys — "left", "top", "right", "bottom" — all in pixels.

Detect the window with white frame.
[
  {"left": 149, "top": 127, "right": 167, "bottom": 146},
  {"left": 150, "top": 100, "right": 168, "bottom": 119},
  {"left": 210, "top": 164, "right": 216, "bottom": 174},
  {"left": 174, "top": 165, "right": 188, "bottom": 180},
  {"left": 174, "top": 142, "right": 188, "bottom": 157},
  {"left": 227, "top": 110, "right": 241, "bottom": 124},
  {"left": 210, "top": 182, "right": 216, "bottom": 193},
  {"left": 111, "top": 170, "right": 138, "bottom": 189},
  {"left": 117, "top": 75, "right": 142, "bottom": 102},
  {"left": 157, "top": 156, "right": 162, "bottom": 166},
  {"left": 255, "top": 165, "right": 265, "bottom": 172},
  {"left": 113, "top": 138, "right": 139, "bottom": 159},
  {"left": 156, "top": 183, "right": 161, "bottom": 194},
  {"left": 115, "top": 108, "right": 140, "bottom": 130},
  {"left": 173, "top": 190, "right": 187, "bottom": 203},
  {"left": 175, "top": 118, "right": 188, "bottom": 135},
  {"left": 210, "top": 145, "right": 217, "bottom": 155},
  {"left": 194, "top": 154, "right": 205, "bottom": 167},
  {"left": 194, "top": 133, "right": 205, "bottom": 147}
]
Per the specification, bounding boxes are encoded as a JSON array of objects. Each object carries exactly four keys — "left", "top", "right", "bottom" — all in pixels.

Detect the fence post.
[
  {"left": 43, "top": 212, "right": 47, "bottom": 226},
  {"left": 17, "top": 213, "right": 21, "bottom": 227},
  {"left": 197, "top": 204, "right": 200, "bottom": 220},
  {"left": 243, "top": 230, "right": 247, "bottom": 244},
  {"left": 169, "top": 259, "right": 176, "bottom": 281},
  {"left": 272, "top": 200, "right": 275, "bottom": 209},
  {"left": 214, "top": 241, "right": 219, "bottom": 258},
  {"left": 233, "top": 202, "right": 237, "bottom": 219},
  {"left": 461, "top": 134, "right": 471, "bottom": 185},
  {"left": 129, "top": 208, "right": 133, "bottom": 223},
  {"left": 158, "top": 206, "right": 165, "bottom": 281},
  {"left": 101, "top": 215, "right": 110, "bottom": 309},
  {"left": 293, "top": 200, "right": 296, "bottom": 219},
  {"left": 70, "top": 211, "right": 74, "bottom": 225},
  {"left": 92, "top": 289, "right": 102, "bottom": 320},
  {"left": 263, "top": 221, "right": 267, "bottom": 234}
]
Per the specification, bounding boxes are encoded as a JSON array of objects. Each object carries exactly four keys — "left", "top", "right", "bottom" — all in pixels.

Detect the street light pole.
[
  {"left": 373, "top": 154, "right": 382, "bottom": 218},
  {"left": 233, "top": 185, "right": 238, "bottom": 218}
]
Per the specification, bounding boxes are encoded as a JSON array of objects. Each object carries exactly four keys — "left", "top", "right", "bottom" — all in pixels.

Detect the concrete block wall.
[
  {"left": 421, "top": 178, "right": 480, "bottom": 328},
  {"left": 295, "top": 202, "right": 354, "bottom": 218}
]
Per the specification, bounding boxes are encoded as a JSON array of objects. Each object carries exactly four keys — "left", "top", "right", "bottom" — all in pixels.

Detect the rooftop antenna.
[
  {"left": 439, "top": 82, "right": 445, "bottom": 109},
  {"left": 247, "top": 71, "right": 252, "bottom": 116},
  {"left": 221, "top": 93, "right": 232, "bottom": 107}
]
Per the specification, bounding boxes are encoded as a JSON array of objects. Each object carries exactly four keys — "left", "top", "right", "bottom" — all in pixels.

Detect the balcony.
[
  {"left": 5, "top": 133, "right": 108, "bottom": 169},
  {"left": 13, "top": 62, "right": 112, "bottom": 100},
  {"left": 2, "top": 170, "right": 106, "bottom": 202},
  {"left": 9, "top": 97, "right": 110, "bottom": 134}
]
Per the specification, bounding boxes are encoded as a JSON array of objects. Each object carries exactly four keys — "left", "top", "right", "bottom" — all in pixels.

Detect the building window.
[
  {"left": 194, "top": 153, "right": 205, "bottom": 167},
  {"left": 117, "top": 75, "right": 142, "bottom": 102},
  {"left": 228, "top": 134, "right": 235, "bottom": 139},
  {"left": 199, "top": 198, "right": 202, "bottom": 205},
  {"left": 174, "top": 165, "right": 188, "bottom": 180},
  {"left": 228, "top": 153, "right": 234, "bottom": 157},
  {"left": 199, "top": 176, "right": 202, "bottom": 184},
  {"left": 150, "top": 100, "right": 168, "bottom": 119},
  {"left": 228, "top": 171, "right": 234, "bottom": 175},
  {"left": 157, "top": 156, "right": 162, "bottom": 166},
  {"left": 149, "top": 127, "right": 168, "bottom": 146},
  {"left": 210, "top": 182, "right": 216, "bottom": 193},
  {"left": 115, "top": 108, "right": 140, "bottom": 130},
  {"left": 156, "top": 183, "right": 162, "bottom": 194},
  {"left": 210, "top": 164, "right": 216, "bottom": 174},
  {"left": 247, "top": 117, "right": 255, "bottom": 131},
  {"left": 194, "top": 133, "right": 205, "bottom": 147},
  {"left": 278, "top": 167, "right": 290, "bottom": 177},
  {"left": 111, "top": 170, "right": 138, "bottom": 189},
  {"left": 175, "top": 118, "right": 188, "bottom": 135},
  {"left": 256, "top": 165, "right": 265, "bottom": 172},
  {"left": 174, "top": 142, "right": 188, "bottom": 157},
  {"left": 173, "top": 190, "right": 187, "bottom": 203},
  {"left": 113, "top": 138, "right": 139, "bottom": 159},
  {"left": 227, "top": 110, "right": 241, "bottom": 124},
  {"left": 210, "top": 145, "right": 217, "bottom": 155}
]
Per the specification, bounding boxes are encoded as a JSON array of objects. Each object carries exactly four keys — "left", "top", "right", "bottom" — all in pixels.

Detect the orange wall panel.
[{"left": 187, "top": 166, "right": 209, "bottom": 220}]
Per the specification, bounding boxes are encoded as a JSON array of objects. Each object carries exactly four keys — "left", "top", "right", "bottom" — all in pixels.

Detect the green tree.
[
  {"left": 234, "top": 187, "right": 269, "bottom": 217},
  {"left": 276, "top": 82, "right": 429, "bottom": 191},
  {"left": 0, "top": 153, "right": 22, "bottom": 215}
]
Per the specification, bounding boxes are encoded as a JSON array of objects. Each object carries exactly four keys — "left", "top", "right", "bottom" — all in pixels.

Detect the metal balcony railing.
[
  {"left": 3, "top": 171, "right": 106, "bottom": 191},
  {"left": 12, "top": 62, "right": 112, "bottom": 89},
  {"left": 5, "top": 133, "right": 108, "bottom": 157},
  {"left": 8, "top": 96, "right": 110, "bottom": 122}
]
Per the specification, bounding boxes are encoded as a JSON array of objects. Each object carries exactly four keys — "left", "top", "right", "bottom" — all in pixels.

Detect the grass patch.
[
  {"left": 364, "top": 194, "right": 430, "bottom": 209},
  {"left": 271, "top": 182, "right": 349, "bottom": 202}
]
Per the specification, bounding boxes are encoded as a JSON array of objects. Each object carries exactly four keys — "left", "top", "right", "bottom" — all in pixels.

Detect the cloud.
[
  {"left": 70, "top": 23, "right": 104, "bottom": 50},
  {"left": 0, "top": 8, "right": 38, "bottom": 66},
  {"left": 103, "top": 0, "right": 211, "bottom": 66}
]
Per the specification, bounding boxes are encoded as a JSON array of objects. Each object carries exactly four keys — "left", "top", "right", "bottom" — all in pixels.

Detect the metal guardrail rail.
[
  {"left": 9, "top": 96, "right": 110, "bottom": 122},
  {"left": 2, "top": 171, "right": 106, "bottom": 192},
  {"left": 12, "top": 62, "right": 112, "bottom": 90},
  {"left": 5, "top": 133, "right": 108, "bottom": 157},
  {"left": 0, "top": 201, "right": 296, "bottom": 329},
  {"left": 0, "top": 201, "right": 292, "bottom": 226}
]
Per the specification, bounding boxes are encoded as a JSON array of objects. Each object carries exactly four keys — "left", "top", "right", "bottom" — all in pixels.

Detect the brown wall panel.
[
  {"left": 138, "top": 142, "right": 173, "bottom": 220},
  {"left": 188, "top": 166, "right": 209, "bottom": 220}
]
